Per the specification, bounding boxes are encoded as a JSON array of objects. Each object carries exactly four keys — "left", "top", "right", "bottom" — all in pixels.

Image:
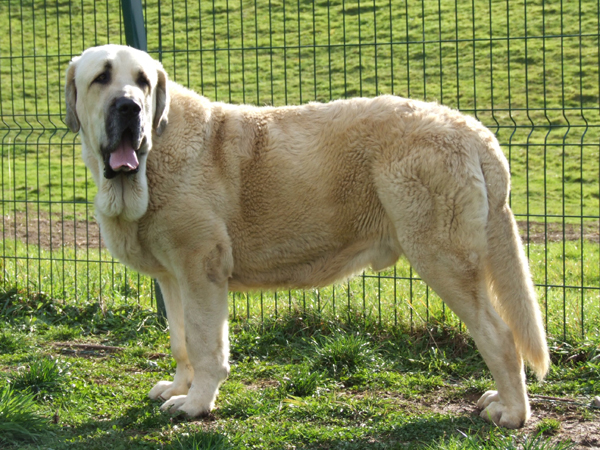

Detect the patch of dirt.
[
  {"left": 245, "top": 379, "right": 281, "bottom": 390},
  {"left": 427, "top": 393, "right": 600, "bottom": 449},
  {"left": 1, "top": 210, "right": 102, "bottom": 250},
  {"left": 53, "top": 342, "right": 124, "bottom": 353},
  {"left": 519, "top": 220, "right": 600, "bottom": 244},
  {"left": 334, "top": 389, "right": 599, "bottom": 447},
  {"left": 1, "top": 210, "right": 599, "bottom": 251}
]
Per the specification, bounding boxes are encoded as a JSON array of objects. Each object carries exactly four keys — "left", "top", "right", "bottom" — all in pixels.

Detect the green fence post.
[
  {"left": 121, "top": 0, "right": 167, "bottom": 324},
  {"left": 153, "top": 280, "right": 167, "bottom": 325},
  {"left": 122, "top": 0, "right": 147, "bottom": 51}
]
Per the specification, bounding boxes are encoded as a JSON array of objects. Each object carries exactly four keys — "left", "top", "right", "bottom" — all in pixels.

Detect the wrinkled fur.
[{"left": 66, "top": 45, "right": 550, "bottom": 428}]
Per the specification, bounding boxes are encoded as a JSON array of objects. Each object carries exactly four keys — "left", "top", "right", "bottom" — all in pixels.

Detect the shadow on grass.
[
  {"left": 307, "top": 415, "right": 489, "bottom": 450},
  {"left": 38, "top": 399, "right": 233, "bottom": 450},
  {"left": 0, "top": 287, "right": 166, "bottom": 347},
  {"left": 48, "top": 398, "right": 486, "bottom": 450}
]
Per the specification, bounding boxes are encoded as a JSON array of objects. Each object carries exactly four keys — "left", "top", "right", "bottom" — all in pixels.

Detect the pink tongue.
[{"left": 109, "top": 135, "right": 139, "bottom": 171}]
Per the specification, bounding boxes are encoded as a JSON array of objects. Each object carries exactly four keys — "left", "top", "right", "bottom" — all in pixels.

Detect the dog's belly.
[{"left": 228, "top": 234, "right": 401, "bottom": 291}]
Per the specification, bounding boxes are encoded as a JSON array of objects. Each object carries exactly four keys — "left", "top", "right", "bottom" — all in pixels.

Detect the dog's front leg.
[
  {"left": 158, "top": 245, "right": 231, "bottom": 417},
  {"left": 148, "top": 275, "right": 194, "bottom": 402}
]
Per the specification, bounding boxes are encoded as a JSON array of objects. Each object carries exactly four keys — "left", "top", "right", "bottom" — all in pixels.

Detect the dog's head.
[{"left": 65, "top": 45, "right": 169, "bottom": 180}]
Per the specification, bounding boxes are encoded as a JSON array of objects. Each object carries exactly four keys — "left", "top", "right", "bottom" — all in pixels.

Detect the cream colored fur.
[{"left": 65, "top": 45, "right": 550, "bottom": 428}]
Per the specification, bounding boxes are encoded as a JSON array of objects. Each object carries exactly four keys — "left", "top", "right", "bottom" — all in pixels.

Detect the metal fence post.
[
  {"left": 121, "top": 0, "right": 167, "bottom": 324},
  {"left": 122, "top": 0, "right": 147, "bottom": 51}
]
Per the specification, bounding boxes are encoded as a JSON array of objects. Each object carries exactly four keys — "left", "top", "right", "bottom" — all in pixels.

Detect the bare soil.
[
  {"left": 1, "top": 210, "right": 599, "bottom": 251},
  {"left": 428, "top": 393, "right": 600, "bottom": 449},
  {"left": 1, "top": 210, "right": 102, "bottom": 250},
  {"left": 520, "top": 220, "right": 600, "bottom": 245}
]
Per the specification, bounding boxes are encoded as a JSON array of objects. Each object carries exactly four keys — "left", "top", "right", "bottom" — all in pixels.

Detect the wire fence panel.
[{"left": 1, "top": 0, "right": 598, "bottom": 340}]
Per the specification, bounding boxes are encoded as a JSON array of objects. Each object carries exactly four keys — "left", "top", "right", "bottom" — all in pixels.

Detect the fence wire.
[{"left": 0, "top": 0, "right": 599, "bottom": 340}]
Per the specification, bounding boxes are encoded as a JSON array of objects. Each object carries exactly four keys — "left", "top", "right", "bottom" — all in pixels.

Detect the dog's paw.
[
  {"left": 149, "top": 380, "right": 189, "bottom": 401},
  {"left": 476, "top": 390, "right": 499, "bottom": 410},
  {"left": 159, "top": 394, "right": 187, "bottom": 413},
  {"left": 159, "top": 394, "right": 212, "bottom": 417},
  {"left": 477, "top": 390, "right": 528, "bottom": 429}
]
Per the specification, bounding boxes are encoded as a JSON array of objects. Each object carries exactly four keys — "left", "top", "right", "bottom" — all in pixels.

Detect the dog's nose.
[{"left": 115, "top": 97, "right": 141, "bottom": 118}]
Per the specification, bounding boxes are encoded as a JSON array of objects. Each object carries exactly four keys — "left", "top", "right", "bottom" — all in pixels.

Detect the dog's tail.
[{"left": 480, "top": 136, "right": 550, "bottom": 380}]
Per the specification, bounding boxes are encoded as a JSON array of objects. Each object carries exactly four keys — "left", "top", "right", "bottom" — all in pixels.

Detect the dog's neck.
[
  {"left": 95, "top": 208, "right": 161, "bottom": 275},
  {"left": 94, "top": 168, "right": 149, "bottom": 221},
  {"left": 80, "top": 137, "right": 150, "bottom": 222}
]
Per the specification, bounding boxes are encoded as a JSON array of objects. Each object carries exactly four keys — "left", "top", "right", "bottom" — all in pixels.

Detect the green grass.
[
  {"left": 535, "top": 418, "right": 562, "bottom": 436},
  {"left": 0, "top": 2, "right": 599, "bottom": 446},
  {"left": 2, "top": 237, "right": 599, "bottom": 340},
  {"left": 310, "top": 332, "right": 380, "bottom": 378},
  {"left": 430, "top": 429, "right": 577, "bottom": 450},
  {"left": 0, "top": 0, "right": 599, "bottom": 221},
  {"left": 10, "top": 357, "right": 66, "bottom": 402},
  {"left": 277, "top": 363, "right": 324, "bottom": 397},
  {"left": 0, "top": 237, "right": 154, "bottom": 310},
  {"left": 0, "top": 385, "right": 48, "bottom": 445},
  {"left": 0, "top": 296, "right": 597, "bottom": 449}
]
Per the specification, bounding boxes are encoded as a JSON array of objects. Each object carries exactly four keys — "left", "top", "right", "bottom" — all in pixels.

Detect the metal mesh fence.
[{"left": 1, "top": 0, "right": 599, "bottom": 340}]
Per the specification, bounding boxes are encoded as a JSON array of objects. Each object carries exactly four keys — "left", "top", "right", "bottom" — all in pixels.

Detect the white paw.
[
  {"left": 148, "top": 380, "right": 189, "bottom": 401},
  {"left": 476, "top": 390, "right": 499, "bottom": 410},
  {"left": 477, "top": 390, "right": 528, "bottom": 429},
  {"left": 159, "top": 394, "right": 188, "bottom": 413},
  {"left": 159, "top": 394, "right": 213, "bottom": 417}
]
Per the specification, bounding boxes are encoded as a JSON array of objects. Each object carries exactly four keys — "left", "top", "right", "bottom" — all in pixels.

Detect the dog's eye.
[
  {"left": 93, "top": 71, "right": 110, "bottom": 85},
  {"left": 137, "top": 74, "right": 150, "bottom": 89}
]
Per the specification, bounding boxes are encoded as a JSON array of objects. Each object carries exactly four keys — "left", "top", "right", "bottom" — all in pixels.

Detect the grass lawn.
[
  {"left": 0, "top": 236, "right": 598, "bottom": 449},
  {"left": 0, "top": 236, "right": 598, "bottom": 447},
  {"left": 1, "top": 0, "right": 599, "bottom": 221},
  {"left": 0, "top": 1, "right": 599, "bottom": 447},
  {"left": 0, "top": 290, "right": 599, "bottom": 449},
  {"left": 1, "top": 237, "right": 599, "bottom": 341}
]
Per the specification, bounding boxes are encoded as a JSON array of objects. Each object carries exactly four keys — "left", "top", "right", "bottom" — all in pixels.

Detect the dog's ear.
[
  {"left": 64, "top": 57, "right": 80, "bottom": 133},
  {"left": 153, "top": 62, "right": 170, "bottom": 136}
]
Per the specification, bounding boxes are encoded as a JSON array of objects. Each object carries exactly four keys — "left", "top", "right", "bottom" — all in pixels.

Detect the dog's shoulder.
[{"left": 148, "top": 83, "right": 212, "bottom": 171}]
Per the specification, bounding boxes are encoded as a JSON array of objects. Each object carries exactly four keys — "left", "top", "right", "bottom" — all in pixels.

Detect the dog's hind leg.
[
  {"left": 148, "top": 275, "right": 194, "bottom": 401},
  {"left": 402, "top": 247, "right": 529, "bottom": 428},
  {"left": 482, "top": 204, "right": 549, "bottom": 380},
  {"left": 378, "top": 175, "right": 530, "bottom": 428},
  {"left": 474, "top": 203, "right": 549, "bottom": 422}
]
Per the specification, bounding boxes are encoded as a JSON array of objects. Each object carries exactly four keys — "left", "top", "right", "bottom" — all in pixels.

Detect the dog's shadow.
[
  {"left": 69, "top": 398, "right": 486, "bottom": 448},
  {"left": 67, "top": 399, "right": 222, "bottom": 444},
  {"left": 318, "top": 414, "right": 488, "bottom": 449}
]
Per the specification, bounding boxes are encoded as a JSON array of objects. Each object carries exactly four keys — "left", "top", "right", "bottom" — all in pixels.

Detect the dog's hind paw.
[
  {"left": 476, "top": 390, "right": 499, "bottom": 410},
  {"left": 477, "top": 390, "right": 528, "bottom": 429}
]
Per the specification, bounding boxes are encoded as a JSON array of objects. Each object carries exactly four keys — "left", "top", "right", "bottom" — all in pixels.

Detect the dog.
[{"left": 65, "top": 44, "right": 549, "bottom": 428}]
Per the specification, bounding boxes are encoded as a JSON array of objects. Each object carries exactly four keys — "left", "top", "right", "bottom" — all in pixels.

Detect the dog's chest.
[{"left": 98, "top": 215, "right": 160, "bottom": 274}]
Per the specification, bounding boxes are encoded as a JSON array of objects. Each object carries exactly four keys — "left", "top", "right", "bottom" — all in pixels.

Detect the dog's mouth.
[{"left": 103, "top": 129, "right": 144, "bottom": 179}]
